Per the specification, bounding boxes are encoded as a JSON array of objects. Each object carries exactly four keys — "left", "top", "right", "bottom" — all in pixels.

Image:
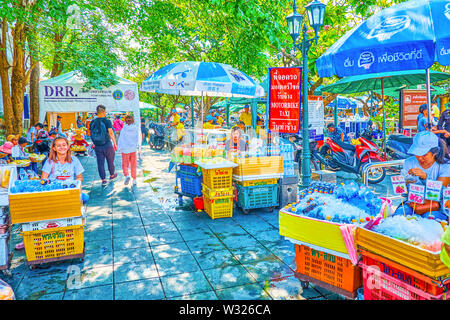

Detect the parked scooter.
[
  {"left": 312, "top": 131, "right": 387, "bottom": 184},
  {"left": 385, "top": 134, "right": 413, "bottom": 160},
  {"left": 148, "top": 122, "right": 166, "bottom": 150}
]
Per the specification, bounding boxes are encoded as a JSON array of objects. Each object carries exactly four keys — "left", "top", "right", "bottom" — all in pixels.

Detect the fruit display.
[
  {"left": 9, "top": 159, "right": 30, "bottom": 167},
  {"left": 28, "top": 153, "right": 46, "bottom": 162},
  {"left": 283, "top": 181, "right": 382, "bottom": 225},
  {"left": 372, "top": 215, "right": 446, "bottom": 252},
  {"left": 9, "top": 179, "right": 78, "bottom": 194},
  {"left": 0, "top": 279, "right": 14, "bottom": 300},
  {"left": 71, "top": 145, "right": 87, "bottom": 152}
]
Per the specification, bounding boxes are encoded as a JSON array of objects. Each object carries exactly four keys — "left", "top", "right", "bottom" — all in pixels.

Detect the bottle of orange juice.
[{"left": 1, "top": 169, "right": 10, "bottom": 189}]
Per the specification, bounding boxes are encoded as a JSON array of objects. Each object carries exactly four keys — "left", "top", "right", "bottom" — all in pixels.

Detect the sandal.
[{"left": 15, "top": 242, "right": 24, "bottom": 250}]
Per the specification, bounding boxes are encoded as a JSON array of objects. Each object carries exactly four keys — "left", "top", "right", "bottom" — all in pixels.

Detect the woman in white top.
[{"left": 117, "top": 115, "right": 139, "bottom": 185}]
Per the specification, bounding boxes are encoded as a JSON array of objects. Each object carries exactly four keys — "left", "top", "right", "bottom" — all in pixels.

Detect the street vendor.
[
  {"left": 214, "top": 112, "right": 223, "bottom": 126},
  {"left": 239, "top": 105, "right": 252, "bottom": 127},
  {"left": 203, "top": 115, "right": 216, "bottom": 129},
  {"left": 326, "top": 123, "right": 347, "bottom": 142},
  {"left": 256, "top": 116, "right": 267, "bottom": 141},
  {"left": 176, "top": 117, "right": 186, "bottom": 141},
  {"left": 0, "top": 142, "right": 13, "bottom": 162},
  {"left": 225, "top": 126, "right": 248, "bottom": 153},
  {"left": 11, "top": 137, "right": 38, "bottom": 174},
  {"left": 168, "top": 109, "right": 181, "bottom": 128},
  {"left": 417, "top": 104, "right": 430, "bottom": 132},
  {"left": 70, "top": 129, "right": 90, "bottom": 148},
  {"left": 7, "top": 135, "right": 19, "bottom": 146},
  {"left": 77, "top": 116, "right": 84, "bottom": 129},
  {"left": 394, "top": 131, "right": 450, "bottom": 220}
]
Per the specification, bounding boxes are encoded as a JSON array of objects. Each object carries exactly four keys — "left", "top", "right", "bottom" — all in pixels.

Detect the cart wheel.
[
  {"left": 300, "top": 281, "right": 309, "bottom": 289},
  {"left": 29, "top": 264, "right": 37, "bottom": 270}
]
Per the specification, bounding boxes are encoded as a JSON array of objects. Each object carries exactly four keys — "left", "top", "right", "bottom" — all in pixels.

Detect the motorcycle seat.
[
  {"left": 388, "top": 134, "right": 413, "bottom": 145},
  {"left": 334, "top": 139, "right": 356, "bottom": 152}
]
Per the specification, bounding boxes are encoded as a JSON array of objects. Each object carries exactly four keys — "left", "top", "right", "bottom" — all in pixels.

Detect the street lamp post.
[{"left": 286, "top": 0, "right": 326, "bottom": 188}]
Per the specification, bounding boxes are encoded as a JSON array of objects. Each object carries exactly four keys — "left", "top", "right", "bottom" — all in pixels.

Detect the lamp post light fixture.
[{"left": 286, "top": 0, "right": 326, "bottom": 188}]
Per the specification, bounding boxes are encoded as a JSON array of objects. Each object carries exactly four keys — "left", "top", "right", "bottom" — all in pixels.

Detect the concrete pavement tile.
[
  {"left": 113, "top": 261, "right": 159, "bottom": 283},
  {"left": 72, "top": 252, "right": 113, "bottom": 271},
  {"left": 231, "top": 245, "right": 280, "bottom": 264},
  {"left": 160, "top": 271, "right": 213, "bottom": 298},
  {"left": 64, "top": 284, "right": 114, "bottom": 300},
  {"left": 154, "top": 253, "right": 200, "bottom": 277},
  {"left": 203, "top": 264, "right": 256, "bottom": 290},
  {"left": 15, "top": 272, "right": 67, "bottom": 299},
  {"left": 146, "top": 231, "right": 184, "bottom": 246},
  {"left": 194, "top": 249, "right": 239, "bottom": 270},
  {"left": 262, "top": 275, "right": 305, "bottom": 300},
  {"left": 220, "top": 234, "right": 260, "bottom": 250},
  {"left": 113, "top": 247, "right": 154, "bottom": 265},
  {"left": 113, "top": 235, "right": 149, "bottom": 251},
  {"left": 85, "top": 239, "right": 112, "bottom": 254},
  {"left": 151, "top": 242, "right": 191, "bottom": 259},
  {"left": 84, "top": 228, "right": 113, "bottom": 241},
  {"left": 115, "top": 278, "right": 165, "bottom": 300},
  {"left": 215, "top": 283, "right": 272, "bottom": 300},
  {"left": 144, "top": 221, "right": 178, "bottom": 233},
  {"left": 74, "top": 265, "right": 113, "bottom": 289},
  {"left": 169, "top": 291, "right": 218, "bottom": 300},
  {"left": 185, "top": 237, "right": 226, "bottom": 254},
  {"left": 242, "top": 259, "right": 294, "bottom": 282},
  {"left": 112, "top": 225, "right": 146, "bottom": 238},
  {"left": 178, "top": 227, "right": 215, "bottom": 241}
]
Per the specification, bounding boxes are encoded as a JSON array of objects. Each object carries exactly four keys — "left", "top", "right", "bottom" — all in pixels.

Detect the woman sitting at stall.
[
  {"left": 41, "top": 137, "right": 89, "bottom": 204},
  {"left": 11, "top": 137, "right": 39, "bottom": 174},
  {"left": 394, "top": 131, "right": 450, "bottom": 220},
  {"left": 225, "top": 126, "right": 248, "bottom": 153}
]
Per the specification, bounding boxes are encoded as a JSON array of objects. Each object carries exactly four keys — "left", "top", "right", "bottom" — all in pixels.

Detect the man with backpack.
[{"left": 90, "top": 105, "right": 118, "bottom": 185}]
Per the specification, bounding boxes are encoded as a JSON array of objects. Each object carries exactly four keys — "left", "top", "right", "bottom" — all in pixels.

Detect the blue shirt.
[
  {"left": 328, "top": 127, "right": 347, "bottom": 142},
  {"left": 418, "top": 117, "right": 429, "bottom": 132},
  {"left": 42, "top": 156, "right": 84, "bottom": 181}
]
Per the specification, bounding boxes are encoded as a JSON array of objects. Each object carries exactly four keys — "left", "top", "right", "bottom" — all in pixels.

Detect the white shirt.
[{"left": 117, "top": 124, "right": 139, "bottom": 154}]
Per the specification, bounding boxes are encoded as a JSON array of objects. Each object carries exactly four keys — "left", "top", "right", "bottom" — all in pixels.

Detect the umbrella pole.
[
  {"left": 191, "top": 96, "right": 194, "bottom": 128},
  {"left": 382, "top": 79, "right": 386, "bottom": 155},
  {"left": 426, "top": 69, "right": 432, "bottom": 125},
  {"left": 226, "top": 99, "right": 230, "bottom": 128}
]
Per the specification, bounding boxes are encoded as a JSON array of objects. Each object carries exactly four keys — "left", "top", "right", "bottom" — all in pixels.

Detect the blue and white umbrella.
[
  {"left": 140, "top": 61, "right": 264, "bottom": 98},
  {"left": 316, "top": 0, "right": 450, "bottom": 78}
]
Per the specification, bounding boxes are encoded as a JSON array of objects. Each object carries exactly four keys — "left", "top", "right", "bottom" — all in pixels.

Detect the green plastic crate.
[{"left": 236, "top": 183, "right": 279, "bottom": 210}]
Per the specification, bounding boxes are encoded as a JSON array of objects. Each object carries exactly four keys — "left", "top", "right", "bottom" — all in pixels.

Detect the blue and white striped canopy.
[{"left": 140, "top": 61, "right": 264, "bottom": 98}]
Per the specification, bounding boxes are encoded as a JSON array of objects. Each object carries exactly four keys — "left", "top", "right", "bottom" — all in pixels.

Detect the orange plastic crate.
[
  {"left": 295, "top": 244, "right": 362, "bottom": 292},
  {"left": 361, "top": 250, "right": 450, "bottom": 296}
]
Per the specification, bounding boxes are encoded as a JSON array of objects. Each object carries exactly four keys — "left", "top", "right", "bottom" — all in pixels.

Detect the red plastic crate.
[
  {"left": 361, "top": 250, "right": 450, "bottom": 296},
  {"left": 360, "top": 262, "right": 449, "bottom": 300},
  {"left": 295, "top": 244, "right": 362, "bottom": 293}
]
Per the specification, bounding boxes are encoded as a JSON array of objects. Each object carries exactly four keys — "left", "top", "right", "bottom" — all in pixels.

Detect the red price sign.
[{"left": 268, "top": 67, "right": 301, "bottom": 133}]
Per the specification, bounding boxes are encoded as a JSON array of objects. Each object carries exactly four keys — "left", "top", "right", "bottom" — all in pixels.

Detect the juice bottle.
[{"left": 1, "top": 169, "right": 10, "bottom": 188}]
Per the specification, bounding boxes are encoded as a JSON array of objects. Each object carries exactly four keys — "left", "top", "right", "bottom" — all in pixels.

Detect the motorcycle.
[
  {"left": 148, "top": 122, "right": 166, "bottom": 150},
  {"left": 386, "top": 134, "right": 413, "bottom": 160},
  {"left": 312, "top": 128, "right": 387, "bottom": 184},
  {"left": 282, "top": 134, "right": 320, "bottom": 174}
]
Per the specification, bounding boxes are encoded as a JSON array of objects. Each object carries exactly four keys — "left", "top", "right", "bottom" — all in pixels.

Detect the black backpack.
[{"left": 90, "top": 118, "right": 109, "bottom": 146}]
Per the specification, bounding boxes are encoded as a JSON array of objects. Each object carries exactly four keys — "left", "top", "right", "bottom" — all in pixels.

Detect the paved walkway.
[{"left": 2, "top": 145, "right": 347, "bottom": 300}]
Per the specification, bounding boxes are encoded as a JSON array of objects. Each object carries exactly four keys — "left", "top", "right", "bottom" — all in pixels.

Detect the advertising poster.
[
  {"left": 400, "top": 89, "right": 427, "bottom": 128},
  {"left": 268, "top": 67, "right": 302, "bottom": 134}
]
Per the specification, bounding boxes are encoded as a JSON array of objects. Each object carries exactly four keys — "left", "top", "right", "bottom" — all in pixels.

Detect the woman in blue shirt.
[
  {"left": 417, "top": 104, "right": 430, "bottom": 132},
  {"left": 394, "top": 131, "right": 450, "bottom": 221}
]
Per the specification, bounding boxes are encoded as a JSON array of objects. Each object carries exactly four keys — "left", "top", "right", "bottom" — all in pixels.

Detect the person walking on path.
[
  {"left": 90, "top": 105, "right": 118, "bottom": 185},
  {"left": 113, "top": 115, "right": 124, "bottom": 141},
  {"left": 117, "top": 115, "right": 139, "bottom": 186}
]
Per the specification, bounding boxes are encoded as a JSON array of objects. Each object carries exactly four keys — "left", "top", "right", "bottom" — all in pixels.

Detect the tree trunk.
[
  {"left": 0, "top": 19, "right": 14, "bottom": 135},
  {"left": 10, "top": 20, "right": 26, "bottom": 135},
  {"left": 29, "top": 59, "right": 39, "bottom": 126}
]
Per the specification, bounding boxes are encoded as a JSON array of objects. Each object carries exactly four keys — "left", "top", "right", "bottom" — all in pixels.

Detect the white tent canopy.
[{"left": 39, "top": 71, "right": 141, "bottom": 123}]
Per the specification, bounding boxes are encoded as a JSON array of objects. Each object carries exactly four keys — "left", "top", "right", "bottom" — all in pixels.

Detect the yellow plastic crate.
[
  {"left": 202, "top": 183, "right": 234, "bottom": 198},
  {"left": 202, "top": 167, "right": 233, "bottom": 189},
  {"left": 9, "top": 184, "right": 82, "bottom": 224},
  {"left": 233, "top": 156, "right": 283, "bottom": 177},
  {"left": 235, "top": 178, "right": 278, "bottom": 187},
  {"left": 203, "top": 195, "right": 233, "bottom": 219},
  {"left": 22, "top": 225, "right": 84, "bottom": 262}
]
